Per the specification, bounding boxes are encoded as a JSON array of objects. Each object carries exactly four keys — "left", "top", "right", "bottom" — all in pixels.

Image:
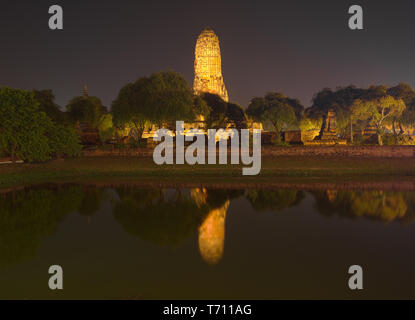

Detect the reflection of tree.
[
  {"left": 391, "top": 193, "right": 415, "bottom": 224},
  {"left": 78, "top": 187, "right": 105, "bottom": 218},
  {"left": 191, "top": 188, "right": 243, "bottom": 265},
  {"left": 112, "top": 187, "right": 243, "bottom": 264},
  {"left": 0, "top": 186, "right": 85, "bottom": 267},
  {"left": 205, "top": 189, "right": 244, "bottom": 210},
  {"left": 312, "top": 190, "right": 407, "bottom": 222},
  {"left": 112, "top": 188, "right": 210, "bottom": 247},
  {"left": 246, "top": 189, "right": 304, "bottom": 212}
]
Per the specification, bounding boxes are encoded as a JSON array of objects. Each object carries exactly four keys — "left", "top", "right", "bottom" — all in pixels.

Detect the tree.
[
  {"left": 113, "top": 71, "right": 199, "bottom": 137},
  {"left": 33, "top": 90, "right": 66, "bottom": 124},
  {"left": 201, "top": 93, "right": 228, "bottom": 129},
  {"left": 112, "top": 80, "right": 150, "bottom": 141},
  {"left": 247, "top": 92, "right": 300, "bottom": 143},
  {"left": 66, "top": 96, "right": 104, "bottom": 127},
  {"left": 0, "top": 87, "right": 53, "bottom": 162},
  {"left": 226, "top": 103, "right": 247, "bottom": 129},
  {"left": 306, "top": 86, "right": 366, "bottom": 141},
  {"left": 387, "top": 83, "right": 415, "bottom": 134},
  {"left": 48, "top": 124, "right": 82, "bottom": 158},
  {"left": 146, "top": 71, "right": 194, "bottom": 128},
  {"left": 351, "top": 95, "right": 406, "bottom": 145},
  {"left": 97, "top": 113, "right": 115, "bottom": 143},
  {"left": 192, "top": 95, "right": 211, "bottom": 121}
]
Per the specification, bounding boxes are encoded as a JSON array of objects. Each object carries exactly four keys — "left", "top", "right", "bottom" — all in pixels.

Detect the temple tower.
[
  {"left": 318, "top": 109, "right": 338, "bottom": 140},
  {"left": 83, "top": 84, "right": 88, "bottom": 99},
  {"left": 193, "top": 27, "right": 229, "bottom": 102}
]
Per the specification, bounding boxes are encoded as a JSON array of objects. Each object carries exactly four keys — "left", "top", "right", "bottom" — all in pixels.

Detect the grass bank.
[{"left": 1, "top": 156, "right": 415, "bottom": 190}]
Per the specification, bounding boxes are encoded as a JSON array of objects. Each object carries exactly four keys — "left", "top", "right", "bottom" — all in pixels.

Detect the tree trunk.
[
  {"left": 350, "top": 117, "right": 353, "bottom": 144},
  {"left": 11, "top": 144, "right": 16, "bottom": 163},
  {"left": 377, "top": 133, "right": 383, "bottom": 146},
  {"left": 399, "top": 122, "right": 405, "bottom": 135},
  {"left": 392, "top": 121, "right": 397, "bottom": 144}
]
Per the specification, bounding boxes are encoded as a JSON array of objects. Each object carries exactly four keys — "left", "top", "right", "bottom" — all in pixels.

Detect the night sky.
[{"left": 1, "top": 0, "right": 414, "bottom": 109}]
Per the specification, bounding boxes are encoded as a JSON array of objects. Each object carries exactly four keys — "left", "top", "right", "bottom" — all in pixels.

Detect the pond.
[{"left": 0, "top": 184, "right": 415, "bottom": 299}]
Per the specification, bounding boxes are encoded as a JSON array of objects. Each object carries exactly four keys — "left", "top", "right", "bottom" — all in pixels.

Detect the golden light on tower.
[
  {"left": 198, "top": 201, "right": 229, "bottom": 266},
  {"left": 193, "top": 27, "right": 229, "bottom": 102},
  {"left": 191, "top": 188, "right": 229, "bottom": 265}
]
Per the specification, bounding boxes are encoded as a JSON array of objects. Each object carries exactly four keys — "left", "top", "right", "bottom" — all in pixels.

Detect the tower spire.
[
  {"left": 193, "top": 28, "right": 229, "bottom": 102},
  {"left": 83, "top": 84, "right": 88, "bottom": 99}
]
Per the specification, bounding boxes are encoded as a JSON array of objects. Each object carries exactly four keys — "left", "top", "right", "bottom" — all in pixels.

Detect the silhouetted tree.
[
  {"left": 66, "top": 96, "right": 104, "bottom": 128},
  {"left": 33, "top": 89, "right": 67, "bottom": 124},
  {"left": 201, "top": 93, "right": 228, "bottom": 129},
  {"left": 226, "top": 102, "right": 248, "bottom": 129},
  {"left": 247, "top": 92, "right": 301, "bottom": 143},
  {"left": 0, "top": 87, "right": 53, "bottom": 162}
]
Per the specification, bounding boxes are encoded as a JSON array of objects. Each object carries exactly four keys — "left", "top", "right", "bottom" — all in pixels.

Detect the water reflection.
[
  {"left": 0, "top": 186, "right": 84, "bottom": 267},
  {"left": 192, "top": 188, "right": 229, "bottom": 265},
  {"left": 312, "top": 190, "right": 412, "bottom": 222},
  {"left": 1, "top": 185, "right": 415, "bottom": 269},
  {"left": 246, "top": 189, "right": 304, "bottom": 212}
]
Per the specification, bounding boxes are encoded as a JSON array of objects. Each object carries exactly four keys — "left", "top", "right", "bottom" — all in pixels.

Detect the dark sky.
[{"left": 1, "top": 0, "right": 414, "bottom": 109}]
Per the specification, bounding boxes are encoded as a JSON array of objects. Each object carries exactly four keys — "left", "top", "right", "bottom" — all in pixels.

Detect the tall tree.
[
  {"left": 192, "top": 95, "right": 211, "bottom": 121},
  {"left": 66, "top": 96, "right": 104, "bottom": 128},
  {"left": 306, "top": 86, "right": 366, "bottom": 140},
  {"left": 226, "top": 103, "right": 248, "bottom": 129},
  {"left": 33, "top": 90, "right": 66, "bottom": 124},
  {"left": 387, "top": 83, "right": 415, "bottom": 134},
  {"left": 351, "top": 95, "right": 406, "bottom": 145},
  {"left": 247, "top": 92, "right": 301, "bottom": 142},
  {"left": 112, "top": 80, "right": 151, "bottom": 141},
  {"left": 0, "top": 87, "right": 53, "bottom": 162},
  {"left": 201, "top": 93, "right": 228, "bottom": 129},
  {"left": 146, "top": 71, "right": 194, "bottom": 128}
]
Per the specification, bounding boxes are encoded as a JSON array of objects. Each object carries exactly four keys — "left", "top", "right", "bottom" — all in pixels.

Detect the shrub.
[
  {"left": 48, "top": 124, "right": 82, "bottom": 158},
  {"left": 0, "top": 87, "right": 53, "bottom": 162}
]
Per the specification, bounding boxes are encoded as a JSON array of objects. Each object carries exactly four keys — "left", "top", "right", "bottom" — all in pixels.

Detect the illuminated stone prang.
[{"left": 193, "top": 27, "right": 229, "bottom": 102}]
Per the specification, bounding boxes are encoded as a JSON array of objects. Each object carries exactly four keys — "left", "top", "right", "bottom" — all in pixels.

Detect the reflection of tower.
[
  {"left": 198, "top": 201, "right": 229, "bottom": 265},
  {"left": 191, "top": 188, "right": 229, "bottom": 265},
  {"left": 193, "top": 27, "right": 229, "bottom": 102},
  {"left": 190, "top": 188, "right": 208, "bottom": 207},
  {"left": 326, "top": 190, "right": 338, "bottom": 203}
]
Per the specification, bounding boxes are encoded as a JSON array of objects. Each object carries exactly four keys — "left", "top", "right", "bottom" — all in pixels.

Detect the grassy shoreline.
[{"left": 1, "top": 156, "right": 415, "bottom": 190}]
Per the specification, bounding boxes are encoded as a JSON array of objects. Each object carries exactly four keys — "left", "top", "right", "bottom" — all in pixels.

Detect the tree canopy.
[
  {"left": 201, "top": 93, "right": 228, "bottom": 129},
  {"left": 351, "top": 95, "right": 406, "bottom": 145},
  {"left": 112, "top": 79, "right": 151, "bottom": 141},
  {"left": 112, "top": 71, "right": 204, "bottom": 137},
  {"left": 33, "top": 90, "right": 66, "bottom": 124},
  {"left": 0, "top": 87, "right": 52, "bottom": 162},
  {"left": 247, "top": 92, "right": 303, "bottom": 141},
  {"left": 146, "top": 71, "right": 195, "bottom": 128},
  {"left": 66, "top": 96, "right": 104, "bottom": 127},
  {"left": 0, "top": 87, "right": 82, "bottom": 162}
]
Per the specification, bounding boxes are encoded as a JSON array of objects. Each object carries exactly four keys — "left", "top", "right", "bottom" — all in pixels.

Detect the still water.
[{"left": 1, "top": 184, "right": 415, "bottom": 299}]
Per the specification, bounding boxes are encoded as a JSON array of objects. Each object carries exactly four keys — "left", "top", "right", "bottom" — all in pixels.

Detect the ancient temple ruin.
[
  {"left": 317, "top": 108, "right": 338, "bottom": 141},
  {"left": 303, "top": 108, "right": 347, "bottom": 145},
  {"left": 193, "top": 27, "right": 229, "bottom": 102}
]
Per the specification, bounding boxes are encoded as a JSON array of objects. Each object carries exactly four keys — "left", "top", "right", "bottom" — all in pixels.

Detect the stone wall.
[
  {"left": 83, "top": 145, "right": 415, "bottom": 158},
  {"left": 284, "top": 131, "right": 302, "bottom": 144},
  {"left": 261, "top": 145, "right": 415, "bottom": 158}
]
